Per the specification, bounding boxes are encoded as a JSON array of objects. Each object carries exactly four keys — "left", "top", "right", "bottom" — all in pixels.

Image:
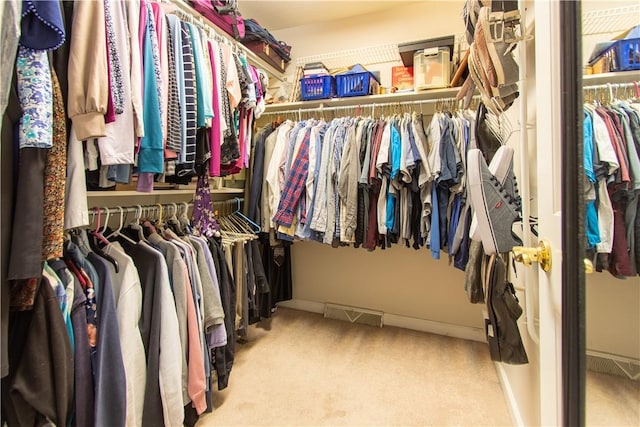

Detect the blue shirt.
[
  {"left": 139, "top": 11, "right": 164, "bottom": 173},
  {"left": 188, "top": 23, "right": 213, "bottom": 127},
  {"left": 584, "top": 111, "right": 596, "bottom": 183},
  {"left": 430, "top": 183, "right": 441, "bottom": 260}
]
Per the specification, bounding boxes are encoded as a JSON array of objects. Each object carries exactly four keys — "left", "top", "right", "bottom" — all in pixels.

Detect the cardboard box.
[{"left": 392, "top": 66, "right": 414, "bottom": 91}]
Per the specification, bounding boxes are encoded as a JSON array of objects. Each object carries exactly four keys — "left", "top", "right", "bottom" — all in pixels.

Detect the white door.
[
  {"left": 534, "top": 1, "right": 565, "bottom": 424},
  {"left": 497, "top": 1, "right": 572, "bottom": 425}
]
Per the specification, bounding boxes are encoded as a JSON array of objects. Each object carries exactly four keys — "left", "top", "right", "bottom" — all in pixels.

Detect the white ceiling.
[{"left": 239, "top": 1, "right": 422, "bottom": 32}]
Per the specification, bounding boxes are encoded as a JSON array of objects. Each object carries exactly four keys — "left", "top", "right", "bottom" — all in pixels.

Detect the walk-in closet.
[{"left": 1, "top": 0, "right": 638, "bottom": 426}]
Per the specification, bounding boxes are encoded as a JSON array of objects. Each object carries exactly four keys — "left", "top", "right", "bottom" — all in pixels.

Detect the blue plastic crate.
[
  {"left": 613, "top": 38, "right": 640, "bottom": 71},
  {"left": 300, "top": 75, "right": 335, "bottom": 100},
  {"left": 336, "top": 71, "right": 380, "bottom": 97}
]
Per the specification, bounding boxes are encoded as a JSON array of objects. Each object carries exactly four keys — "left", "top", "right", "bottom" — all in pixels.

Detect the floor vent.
[
  {"left": 323, "top": 303, "right": 384, "bottom": 328},
  {"left": 586, "top": 351, "right": 640, "bottom": 381}
]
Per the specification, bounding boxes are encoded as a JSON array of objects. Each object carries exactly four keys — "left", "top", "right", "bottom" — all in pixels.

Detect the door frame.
[{"left": 559, "top": 1, "right": 586, "bottom": 426}]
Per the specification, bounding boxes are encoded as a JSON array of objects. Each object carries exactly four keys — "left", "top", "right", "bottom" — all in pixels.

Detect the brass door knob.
[{"left": 512, "top": 239, "right": 552, "bottom": 272}]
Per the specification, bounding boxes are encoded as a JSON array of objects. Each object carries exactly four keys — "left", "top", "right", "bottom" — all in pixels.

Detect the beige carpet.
[
  {"left": 586, "top": 370, "right": 640, "bottom": 426},
  {"left": 198, "top": 307, "right": 512, "bottom": 426}
]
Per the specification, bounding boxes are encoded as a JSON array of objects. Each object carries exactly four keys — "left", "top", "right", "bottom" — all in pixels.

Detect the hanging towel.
[{"left": 20, "top": 0, "right": 65, "bottom": 51}]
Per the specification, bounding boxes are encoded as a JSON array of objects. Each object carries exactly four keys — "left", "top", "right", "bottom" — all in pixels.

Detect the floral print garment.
[
  {"left": 16, "top": 45, "right": 53, "bottom": 149},
  {"left": 193, "top": 172, "right": 220, "bottom": 238},
  {"left": 42, "top": 68, "right": 67, "bottom": 261}
]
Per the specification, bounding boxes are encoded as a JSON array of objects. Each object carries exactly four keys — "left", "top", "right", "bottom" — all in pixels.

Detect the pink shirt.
[
  {"left": 182, "top": 264, "right": 207, "bottom": 414},
  {"left": 208, "top": 40, "right": 222, "bottom": 177}
]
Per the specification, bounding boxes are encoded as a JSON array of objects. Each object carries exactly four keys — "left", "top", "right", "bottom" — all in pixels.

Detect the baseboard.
[
  {"left": 277, "top": 299, "right": 486, "bottom": 343},
  {"left": 277, "top": 299, "right": 325, "bottom": 314},
  {"left": 494, "top": 362, "right": 526, "bottom": 427}
]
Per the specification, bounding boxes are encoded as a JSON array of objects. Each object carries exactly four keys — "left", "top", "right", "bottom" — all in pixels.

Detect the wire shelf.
[
  {"left": 582, "top": 5, "right": 640, "bottom": 36},
  {"left": 295, "top": 43, "right": 401, "bottom": 69}
]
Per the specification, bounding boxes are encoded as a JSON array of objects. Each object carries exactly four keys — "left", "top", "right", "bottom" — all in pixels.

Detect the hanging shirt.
[
  {"left": 104, "top": 242, "right": 147, "bottom": 427},
  {"left": 427, "top": 113, "right": 442, "bottom": 180},
  {"left": 177, "top": 21, "right": 197, "bottom": 173},
  {"left": 208, "top": 40, "right": 223, "bottom": 176},
  {"left": 43, "top": 263, "right": 74, "bottom": 350},
  {"left": 273, "top": 129, "right": 312, "bottom": 228},
  {"left": 266, "top": 121, "right": 293, "bottom": 228},
  {"left": 97, "top": 0, "right": 135, "bottom": 166},
  {"left": 138, "top": 4, "right": 164, "bottom": 174},
  {"left": 128, "top": 242, "right": 183, "bottom": 427},
  {"left": 339, "top": 122, "right": 360, "bottom": 243},
  {"left": 146, "top": 232, "right": 189, "bottom": 403},
  {"left": 261, "top": 129, "right": 278, "bottom": 231},
  {"left": 166, "top": 14, "right": 185, "bottom": 153},
  {"left": 165, "top": 18, "right": 182, "bottom": 156},
  {"left": 310, "top": 120, "right": 337, "bottom": 234},
  {"left": 86, "top": 252, "right": 127, "bottom": 427},
  {"left": 187, "top": 23, "right": 213, "bottom": 127},
  {"left": 301, "top": 121, "right": 327, "bottom": 239}
]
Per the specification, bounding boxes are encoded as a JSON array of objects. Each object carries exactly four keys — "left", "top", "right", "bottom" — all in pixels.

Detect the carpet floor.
[
  {"left": 196, "top": 307, "right": 639, "bottom": 426},
  {"left": 197, "top": 307, "right": 512, "bottom": 426},
  {"left": 586, "top": 370, "right": 640, "bottom": 426}
]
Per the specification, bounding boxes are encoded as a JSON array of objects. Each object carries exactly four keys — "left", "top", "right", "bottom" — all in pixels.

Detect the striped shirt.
[{"left": 177, "top": 22, "right": 196, "bottom": 175}]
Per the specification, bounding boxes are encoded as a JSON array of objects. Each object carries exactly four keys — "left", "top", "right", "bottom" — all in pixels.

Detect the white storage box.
[{"left": 413, "top": 47, "right": 451, "bottom": 91}]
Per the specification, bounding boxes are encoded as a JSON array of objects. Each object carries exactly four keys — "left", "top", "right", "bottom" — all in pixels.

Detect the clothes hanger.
[
  {"left": 126, "top": 204, "right": 147, "bottom": 242},
  {"left": 178, "top": 202, "right": 194, "bottom": 233},
  {"left": 219, "top": 201, "right": 246, "bottom": 234},
  {"left": 166, "top": 203, "right": 185, "bottom": 236},
  {"left": 141, "top": 205, "right": 159, "bottom": 236},
  {"left": 105, "top": 206, "right": 137, "bottom": 245},
  {"left": 89, "top": 207, "right": 119, "bottom": 273},
  {"left": 231, "top": 198, "right": 260, "bottom": 233},
  {"left": 156, "top": 203, "right": 165, "bottom": 228},
  {"left": 228, "top": 212, "right": 254, "bottom": 235}
]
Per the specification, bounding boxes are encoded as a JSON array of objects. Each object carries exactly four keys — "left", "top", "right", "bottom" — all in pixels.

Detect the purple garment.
[
  {"left": 20, "top": 0, "right": 65, "bottom": 51},
  {"left": 104, "top": 16, "right": 116, "bottom": 124},
  {"left": 136, "top": 172, "right": 154, "bottom": 192},
  {"left": 208, "top": 41, "right": 221, "bottom": 177},
  {"left": 193, "top": 173, "right": 220, "bottom": 238}
]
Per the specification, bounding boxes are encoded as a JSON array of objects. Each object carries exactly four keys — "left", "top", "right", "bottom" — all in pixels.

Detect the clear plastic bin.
[{"left": 413, "top": 47, "right": 451, "bottom": 91}]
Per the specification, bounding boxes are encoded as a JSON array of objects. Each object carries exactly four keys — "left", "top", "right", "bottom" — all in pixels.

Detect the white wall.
[
  {"left": 586, "top": 274, "right": 640, "bottom": 359},
  {"left": 264, "top": 2, "right": 486, "bottom": 331},
  {"left": 272, "top": 1, "right": 467, "bottom": 92},
  {"left": 291, "top": 242, "right": 483, "bottom": 328}
]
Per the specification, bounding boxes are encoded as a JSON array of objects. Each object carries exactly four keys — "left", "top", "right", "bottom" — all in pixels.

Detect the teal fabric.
[
  {"left": 187, "top": 23, "right": 213, "bottom": 127},
  {"left": 139, "top": 12, "right": 163, "bottom": 173}
]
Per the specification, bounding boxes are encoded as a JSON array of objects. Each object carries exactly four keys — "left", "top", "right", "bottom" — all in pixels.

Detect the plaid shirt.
[{"left": 273, "top": 130, "right": 311, "bottom": 228}]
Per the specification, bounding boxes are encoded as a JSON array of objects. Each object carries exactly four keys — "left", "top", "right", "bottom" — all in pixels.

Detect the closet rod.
[
  {"left": 88, "top": 202, "right": 193, "bottom": 219},
  {"left": 582, "top": 81, "right": 639, "bottom": 91},
  {"left": 262, "top": 95, "right": 481, "bottom": 117},
  {"left": 88, "top": 198, "right": 245, "bottom": 216}
]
